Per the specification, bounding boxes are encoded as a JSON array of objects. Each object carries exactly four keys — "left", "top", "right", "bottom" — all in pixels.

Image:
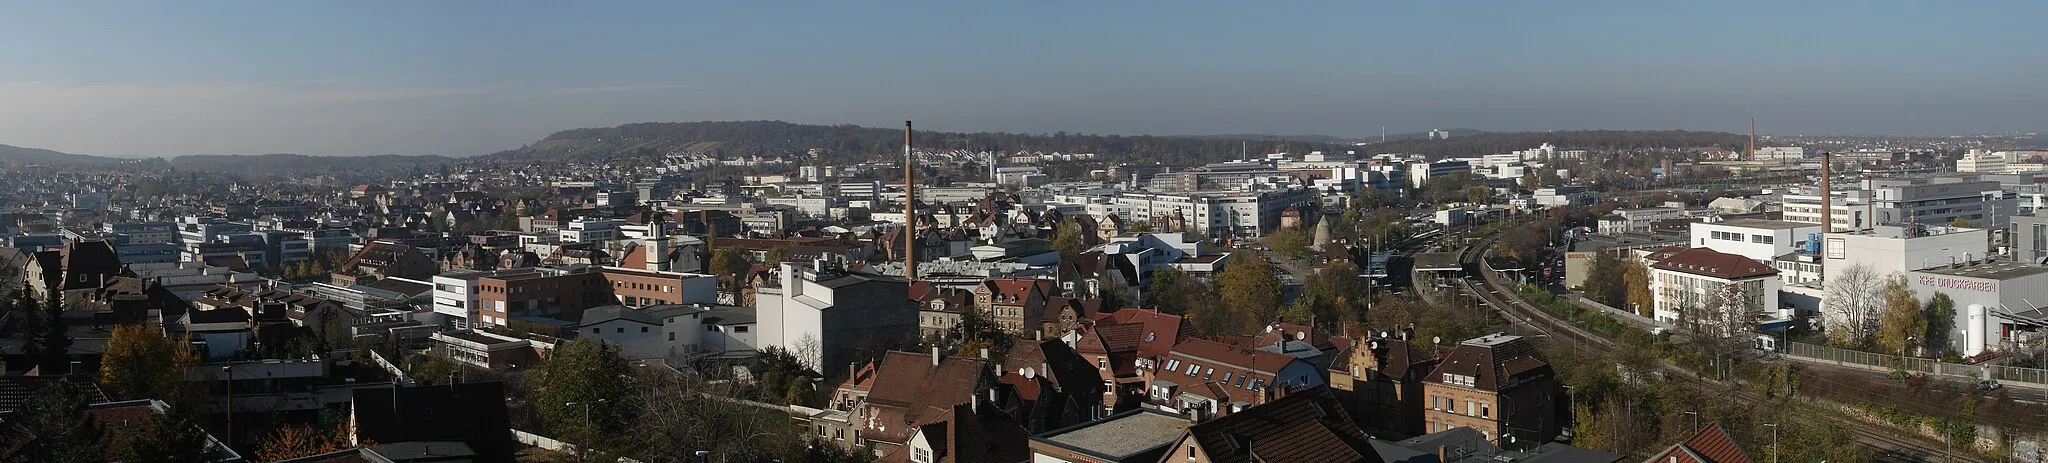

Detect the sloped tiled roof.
[
  {"left": 1096, "top": 309, "right": 1199, "bottom": 358},
  {"left": 1180, "top": 387, "right": 1386, "bottom": 463},
  {"left": 1644, "top": 422, "right": 1754, "bottom": 463},
  {"left": 1424, "top": 334, "right": 1551, "bottom": 392},
  {"left": 862, "top": 351, "right": 987, "bottom": 445},
  {"left": 1651, "top": 247, "right": 1778, "bottom": 280}
]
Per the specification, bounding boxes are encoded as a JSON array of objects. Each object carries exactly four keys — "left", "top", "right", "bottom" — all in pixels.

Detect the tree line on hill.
[{"left": 482, "top": 120, "right": 1750, "bottom": 167}]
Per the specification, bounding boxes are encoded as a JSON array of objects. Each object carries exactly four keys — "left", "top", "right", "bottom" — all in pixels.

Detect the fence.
[
  {"left": 511, "top": 429, "right": 643, "bottom": 463},
  {"left": 1783, "top": 341, "right": 2048, "bottom": 388}
]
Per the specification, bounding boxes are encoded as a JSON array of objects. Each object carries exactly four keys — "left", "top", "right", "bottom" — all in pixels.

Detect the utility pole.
[{"left": 1763, "top": 423, "right": 1778, "bottom": 463}]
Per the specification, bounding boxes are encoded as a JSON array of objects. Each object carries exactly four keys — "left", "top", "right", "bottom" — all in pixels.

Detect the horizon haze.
[{"left": 2, "top": 1, "right": 2044, "bottom": 157}]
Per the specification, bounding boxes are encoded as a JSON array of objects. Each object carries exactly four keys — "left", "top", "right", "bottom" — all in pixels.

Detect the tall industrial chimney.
[
  {"left": 905, "top": 121, "right": 917, "bottom": 280},
  {"left": 1821, "top": 152, "right": 1833, "bottom": 233},
  {"left": 1748, "top": 118, "right": 1757, "bottom": 161},
  {"left": 700, "top": 210, "right": 714, "bottom": 255}
]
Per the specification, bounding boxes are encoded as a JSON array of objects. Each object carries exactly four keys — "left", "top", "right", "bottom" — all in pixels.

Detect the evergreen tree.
[
  {"left": 6, "top": 381, "right": 106, "bottom": 463},
  {"left": 21, "top": 292, "right": 72, "bottom": 374}
]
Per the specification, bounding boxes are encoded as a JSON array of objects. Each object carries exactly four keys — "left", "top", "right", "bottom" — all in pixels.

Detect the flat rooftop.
[
  {"left": 1915, "top": 261, "right": 2048, "bottom": 280},
  {"left": 1413, "top": 252, "right": 1463, "bottom": 271},
  {"left": 1035, "top": 410, "right": 1190, "bottom": 459},
  {"left": 1711, "top": 219, "right": 1814, "bottom": 230}
]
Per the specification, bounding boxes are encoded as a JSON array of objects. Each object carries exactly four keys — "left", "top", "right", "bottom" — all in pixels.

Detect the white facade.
[
  {"left": 1904, "top": 262, "right": 2048, "bottom": 357},
  {"left": 1651, "top": 260, "right": 1783, "bottom": 325},
  {"left": 578, "top": 306, "right": 708, "bottom": 360},
  {"left": 1821, "top": 226, "right": 1989, "bottom": 284},
  {"left": 560, "top": 218, "right": 624, "bottom": 244},
  {"left": 431, "top": 271, "right": 486, "bottom": 330},
  {"left": 1957, "top": 149, "right": 2008, "bottom": 173},
  {"left": 1409, "top": 160, "right": 1472, "bottom": 188},
  {"left": 1755, "top": 146, "right": 1807, "bottom": 162},
  {"left": 1781, "top": 189, "right": 1869, "bottom": 232},
  {"left": 1688, "top": 220, "right": 1821, "bottom": 264}
]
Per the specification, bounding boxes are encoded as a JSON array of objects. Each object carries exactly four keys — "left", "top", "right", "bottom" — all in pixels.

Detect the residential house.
[
  {"left": 992, "top": 339, "right": 1106, "bottom": 433},
  {"left": 912, "top": 281, "right": 974, "bottom": 341},
  {"left": 1073, "top": 320, "right": 1146, "bottom": 409},
  {"left": 1328, "top": 333, "right": 1438, "bottom": 438},
  {"left": 975, "top": 278, "right": 1054, "bottom": 334},
  {"left": 1158, "top": 386, "right": 1387, "bottom": 463},
  {"left": 1643, "top": 422, "right": 1754, "bottom": 463},
  {"left": 876, "top": 402, "right": 1032, "bottom": 463},
  {"left": 1421, "top": 334, "right": 1561, "bottom": 447},
  {"left": 839, "top": 350, "right": 992, "bottom": 456},
  {"left": 1149, "top": 338, "right": 1327, "bottom": 417},
  {"left": 333, "top": 240, "right": 438, "bottom": 287}
]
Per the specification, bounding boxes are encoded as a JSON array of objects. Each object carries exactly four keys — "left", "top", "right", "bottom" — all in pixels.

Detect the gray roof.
[
  {"left": 1033, "top": 409, "right": 1190, "bottom": 460},
  {"left": 581, "top": 305, "right": 662, "bottom": 326},
  {"left": 1713, "top": 218, "right": 1813, "bottom": 230},
  {"left": 700, "top": 308, "right": 755, "bottom": 326},
  {"left": 1915, "top": 260, "right": 2048, "bottom": 280}
]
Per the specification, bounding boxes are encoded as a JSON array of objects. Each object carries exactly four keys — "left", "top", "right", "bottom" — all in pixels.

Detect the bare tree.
[{"left": 1822, "top": 264, "right": 1884, "bottom": 346}]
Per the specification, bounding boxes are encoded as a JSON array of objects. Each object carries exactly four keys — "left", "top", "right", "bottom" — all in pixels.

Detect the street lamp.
[
  {"left": 221, "top": 365, "right": 234, "bottom": 446},
  {"left": 565, "top": 399, "right": 609, "bottom": 458},
  {"left": 1682, "top": 410, "right": 1699, "bottom": 435}
]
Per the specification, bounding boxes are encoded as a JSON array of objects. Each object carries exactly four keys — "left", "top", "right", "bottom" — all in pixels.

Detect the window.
[
  {"left": 914, "top": 447, "right": 933, "bottom": 463},
  {"left": 1165, "top": 359, "right": 1179, "bottom": 371},
  {"left": 1186, "top": 364, "right": 1200, "bottom": 375},
  {"left": 591, "top": 328, "right": 599, "bottom": 333},
  {"left": 1481, "top": 402, "right": 1490, "bottom": 418},
  {"left": 735, "top": 326, "right": 748, "bottom": 333},
  {"left": 1203, "top": 367, "right": 1214, "bottom": 380},
  {"left": 616, "top": 327, "right": 624, "bottom": 333},
  {"left": 1098, "top": 357, "right": 1108, "bottom": 370},
  {"left": 1467, "top": 400, "right": 1476, "bottom": 416},
  {"left": 1187, "top": 445, "right": 1196, "bottom": 461},
  {"left": 668, "top": 332, "right": 675, "bottom": 341},
  {"left": 640, "top": 327, "right": 649, "bottom": 333},
  {"left": 1222, "top": 372, "right": 1233, "bottom": 383}
]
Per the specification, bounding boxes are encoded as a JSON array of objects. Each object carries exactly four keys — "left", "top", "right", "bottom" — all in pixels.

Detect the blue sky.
[{"left": 1, "top": 1, "right": 2043, "bottom": 157}]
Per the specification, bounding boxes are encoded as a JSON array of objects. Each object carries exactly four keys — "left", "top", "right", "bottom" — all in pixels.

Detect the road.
[{"left": 1453, "top": 227, "right": 1987, "bottom": 463}]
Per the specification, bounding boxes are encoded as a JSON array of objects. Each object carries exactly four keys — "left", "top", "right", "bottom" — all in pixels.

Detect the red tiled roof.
[
  {"left": 1652, "top": 247, "right": 1779, "bottom": 280},
  {"left": 1178, "top": 387, "right": 1385, "bottom": 463},
  {"left": 1423, "top": 334, "right": 1552, "bottom": 392},
  {"left": 1646, "top": 422, "right": 1754, "bottom": 463},
  {"left": 1097, "top": 309, "right": 1199, "bottom": 358},
  {"left": 859, "top": 351, "right": 986, "bottom": 445}
]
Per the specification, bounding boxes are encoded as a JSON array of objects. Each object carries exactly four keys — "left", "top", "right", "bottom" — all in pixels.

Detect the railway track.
[{"left": 1453, "top": 228, "right": 1984, "bottom": 463}]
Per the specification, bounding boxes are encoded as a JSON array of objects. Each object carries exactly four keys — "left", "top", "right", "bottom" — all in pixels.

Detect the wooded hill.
[{"left": 483, "top": 120, "right": 1749, "bottom": 166}]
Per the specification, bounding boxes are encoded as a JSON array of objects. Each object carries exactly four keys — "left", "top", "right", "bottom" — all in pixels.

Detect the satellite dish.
[
  {"left": 1379, "top": 331, "right": 1389, "bottom": 339},
  {"left": 1022, "top": 368, "right": 1036, "bottom": 379},
  {"left": 1432, "top": 336, "right": 1442, "bottom": 345},
  {"left": 1369, "top": 341, "right": 1380, "bottom": 350}
]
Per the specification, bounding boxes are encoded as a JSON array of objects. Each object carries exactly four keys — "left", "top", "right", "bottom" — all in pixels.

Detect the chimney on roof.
[{"left": 932, "top": 346, "right": 941, "bottom": 367}]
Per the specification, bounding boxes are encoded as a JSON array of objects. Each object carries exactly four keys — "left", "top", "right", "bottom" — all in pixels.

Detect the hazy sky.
[{"left": 2, "top": 1, "right": 2044, "bottom": 157}]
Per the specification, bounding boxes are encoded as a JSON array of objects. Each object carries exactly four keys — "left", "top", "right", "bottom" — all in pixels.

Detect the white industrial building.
[
  {"left": 1688, "top": 219, "right": 1822, "bottom": 265},
  {"left": 1904, "top": 261, "right": 2048, "bottom": 357}
]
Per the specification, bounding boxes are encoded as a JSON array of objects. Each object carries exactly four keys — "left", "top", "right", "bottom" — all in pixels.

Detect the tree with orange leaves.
[{"left": 251, "top": 423, "right": 357, "bottom": 462}]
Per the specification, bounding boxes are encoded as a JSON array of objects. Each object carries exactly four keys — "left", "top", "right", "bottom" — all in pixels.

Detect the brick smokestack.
[
  {"left": 905, "top": 121, "right": 917, "bottom": 280},
  {"left": 1821, "top": 152, "right": 1832, "bottom": 232}
]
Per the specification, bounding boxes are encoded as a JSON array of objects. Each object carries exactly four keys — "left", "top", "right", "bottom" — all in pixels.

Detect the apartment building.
[{"left": 1421, "top": 334, "right": 1560, "bottom": 447}]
